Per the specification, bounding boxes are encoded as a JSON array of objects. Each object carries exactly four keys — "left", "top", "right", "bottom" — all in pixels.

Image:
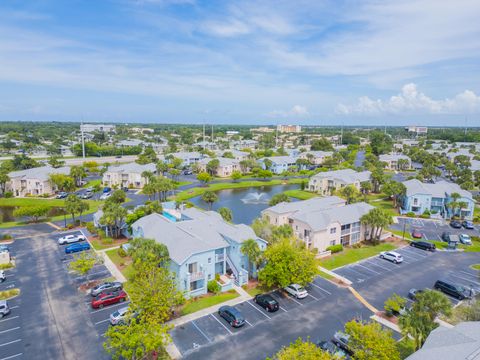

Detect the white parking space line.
[
  {"left": 459, "top": 270, "right": 480, "bottom": 278},
  {"left": 210, "top": 314, "right": 233, "bottom": 335},
  {"left": 364, "top": 260, "right": 392, "bottom": 271},
  {"left": 191, "top": 320, "right": 212, "bottom": 343},
  {"left": 9, "top": 306, "right": 19, "bottom": 310},
  {"left": 0, "top": 339, "right": 21, "bottom": 347},
  {"left": 288, "top": 295, "right": 303, "bottom": 306},
  {"left": 355, "top": 263, "right": 380, "bottom": 274},
  {"left": 90, "top": 302, "right": 130, "bottom": 314},
  {"left": 0, "top": 353, "right": 23, "bottom": 360},
  {"left": 245, "top": 319, "right": 253, "bottom": 327},
  {"left": 450, "top": 273, "right": 480, "bottom": 286},
  {"left": 0, "top": 326, "right": 20, "bottom": 334},
  {"left": 279, "top": 306, "right": 288, "bottom": 313},
  {"left": 95, "top": 318, "right": 111, "bottom": 325},
  {"left": 400, "top": 247, "right": 428, "bottom": 257},
  {"left": 437, "top": 234, "right": 443, "bottom": 241},
  {"left": 310, "top": 282, "right": 332, "bottom": 295},
  {"left": 308, "top": 293, "right": 319, "bottom": 301},
  {"left": 0, "top": 316, "right": 19, "bottom": 323},
  {"left": 246, "top": 301, "right": 271, "bottom": 319}
]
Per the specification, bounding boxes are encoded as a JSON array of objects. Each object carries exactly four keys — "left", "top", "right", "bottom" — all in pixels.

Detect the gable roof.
[
  {"left": 379, "top": 154, "right": 411, "bottom": 161},
  {"left": 290, "top": 202, "right": 374, "bottom": 231},
  {"left": 8, "top": 165, "right": 70, "bottom": 181},
  {"left": 310, "top": 169, "right": 371, "bottom": 183},
  {"left": 407, "top": 322, "right": 480, "bottom": 360},
  {"left": 106, "top": 162, "right": 156, "bottom": 174},
  {"left": 263, "top": 196, "right": 345, "bottom": 216},
  {"left": 403, "top": 179, "right": 473, "bottom": 200}
]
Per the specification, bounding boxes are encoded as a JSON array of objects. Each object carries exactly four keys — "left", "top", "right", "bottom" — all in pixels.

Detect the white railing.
[
  {"left": 215, "top": 253, "right": 225, "bottom": 263},
  {"left": 189, "top": 271, "right": 204, "bottom": 282}
]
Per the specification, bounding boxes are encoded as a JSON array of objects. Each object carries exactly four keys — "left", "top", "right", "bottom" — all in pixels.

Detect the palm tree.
[
  {"left": 69, "top": 165, "right": 87, "bottom": 187},
  {"left": 240, "top": 239, "right": 262, "bottom": 279},
  {"left": 201, "top": 191, "right": 218, "bottom": 210},
  {"left": 457, "top": 201, "right": 468, "bottom": 219},
  {"left": 361, "top": 208, "right": 393, "bottom": 243},
  {"left": 141, "top": 170, "right": 154, "bottom": 185},
  {"left": 448, "top": 192, "right": 461, "bottom": 218}
]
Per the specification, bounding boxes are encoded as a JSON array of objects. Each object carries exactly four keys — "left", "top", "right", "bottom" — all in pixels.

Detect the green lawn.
[
  {"left": 175, "top": 181, "right": 192, "bottom": 187},
  {"left": 470, "top": 264, "right": 480, "bottom": 270},
  {"left": 180, "top": 290, "right": 239, "bottom": 316},
  {"left": 83, "top": 179, "right": 102, "bottom": 188},
  {"left": 319, "top": 243, "right": 398, "bottom": 270},
  {"left": 106, "top": 248, "right": 134, "bottom": 279},
  {"left": 283, "top": 189, "right": 317, "bottom": 200},
  {"left": 317, "top": 269, "right": 335, "bottom": 281},
  {"left": 89, "top": 236, "right": 128, "bottom": 251},
  {"left": 370, "top": 199, "right": 399, "bottom": 217},
  {"left": 0, "top": 288, "right": 20, "bottom": 300},
  {"left": 173, "top": 178, "right": 304, "bottom": 201}
]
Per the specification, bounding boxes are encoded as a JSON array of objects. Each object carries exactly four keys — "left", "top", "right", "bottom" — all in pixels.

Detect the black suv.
[
  {"left": 254, "top": 294, "right": 279, "bottom": 312},
  {"left": 410, "top": 241, "right": 436, "bottom": 252},
  {"left": 218, "top": 305, "right": 245, "bottom": 328},
  {"left": 441, "top": 232, "right": 451, "bottom": 242},
  {"left": 450, "top": 220, "right": 462, "bottom": 229},
  {"left": 317, "top": 341, "right": 351, "bottom": 359},
  {"left": 434, "top": 280, "right": 473, "bottom": 300}
]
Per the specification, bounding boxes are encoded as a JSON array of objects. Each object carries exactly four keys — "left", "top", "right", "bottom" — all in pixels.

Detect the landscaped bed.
[
  {"left": 178, "top": 289, "right": 239, "bottom": 316},
  {"left": 0, "top": 288, "right": 20, "bottom": 300},
  {"left": 106, "top": 248, "right": 134, "bottom": 279},
  {"left": 89, "top": 235, "right": 128, "bottom": 251}
]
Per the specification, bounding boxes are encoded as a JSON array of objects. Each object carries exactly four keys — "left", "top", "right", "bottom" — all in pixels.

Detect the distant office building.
[
  {"left": 226, "top": 131, "right": 239, "bottom": 136},
  {"left": 131, "top": 127, "right": 154, "bottom": 134},
  {"left": 80, "top": 124, "right": 116, "bottom": 133},
  {"left": 251, "top": 127, "right": 275, "bottom": 133},
  {"left": 277, "top": 124, "right": 302, "bottom": 133},
  {"left": 406, "top": 126, "right": 427, "bottom": 135}
]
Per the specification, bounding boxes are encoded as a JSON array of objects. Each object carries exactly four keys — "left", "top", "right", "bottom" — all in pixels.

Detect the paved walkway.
[{"left": 96, "top": 246, "right": 126, "bottom": 283}]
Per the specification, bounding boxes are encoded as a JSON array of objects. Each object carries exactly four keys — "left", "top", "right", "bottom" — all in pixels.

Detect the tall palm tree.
[
  {"left": 240, "top": 239, "right": 262, "bottom": 279},
  {"left": 201, "top": 191, "right": 218, "bottom": 210},
  {"left": 448, "top": 192, "right": 461, "bottom": 218},
  {"left": 457, "top": 201, "right": 468, "bottom": 219}
]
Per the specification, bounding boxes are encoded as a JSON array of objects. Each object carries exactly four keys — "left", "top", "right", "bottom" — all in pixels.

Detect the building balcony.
[
  {"left": 215, "top": 253, "right": 225, "bottom": 263},
  {"left": 189, "top": 271, "right": 204, "bottom": 282}
]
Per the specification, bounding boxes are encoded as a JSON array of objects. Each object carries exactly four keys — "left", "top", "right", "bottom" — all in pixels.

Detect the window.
[
  {"left": 188, "top": 263, "right": 197, "bottom": 273},
  {"left": 341, "top": 224, "right": 351, "bottom": 231},
  {"left": 329, "top": 240, "right": 336, "bottom": 246},
  {"left": 330, "top": 228, "right": 336, "bottom": 234},
  {"left": 413, "top": 198, "right": 418, "bottom": 205},
  {"left": 208, "top": 274, "right": 211, "bottom": 280},
  {"left": 208, "top": 257, "right": 211, "bottom": 264}
]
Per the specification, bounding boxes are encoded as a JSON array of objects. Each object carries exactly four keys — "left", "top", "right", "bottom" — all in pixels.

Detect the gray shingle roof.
[
  {"left": 379, "top": 154, "right": 411, "bottom": 161},
  {"left": 310, "top": 169, "right": 371, "bottom": 183},
  {"left": 403, "top": 179, "right": 473, "bottom": 200},
  {"left": 107, "top": 162, "right": 156, "bottom": 174},
  {"left": 132, "top": 208, "right": 259, "bottom": 265},
  {"left": 406, "top": 322, "right": 480, "bottom": 360},
  {"left": 263, "top": 196, "right": 346, "bottom": 215},
  {"left": 290, "top": 202, "right": 374, "bottom": 231},
  {"left": 8, "top": 165, "right": 70, "bottom": 181}
]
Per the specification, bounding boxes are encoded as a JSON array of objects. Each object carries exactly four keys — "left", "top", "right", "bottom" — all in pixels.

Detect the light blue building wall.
[{"left": 402, "top": 192, "right": 474, "bottom": 219}]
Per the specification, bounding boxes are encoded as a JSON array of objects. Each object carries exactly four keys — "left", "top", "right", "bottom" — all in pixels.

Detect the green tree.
[
  {"left": 258, "top": 169, "right": 273, "bottom": 180},
  {"left": 197, "top": 172, "right": 212, "bottom": 185},
  {"left": 100, "top": 202, "right": 128, "bottom": 238},
  {"left": 269, "top": 193, "right": 291, "bottom": 206},
  {"left": 0, "top": 170, "right": 10, "bottom": 195},
  {"left": 106, "top": 189, "right": 127, "bottom": 204},
  {"left": 65, "top": 194, "right": 82, "bottom": 222},
  {"left": 361, "top": 208, "right": 393, "bottom": 242},
  {"left": 268, "top": 338, "right": 335, "bottom": 360},
  {"left": 310, "top": 138, "right": 334, "bottom": 151},
  {"left": 13, "top": 205, "right": 49, "bottom": 222},
  {"left": 240, "top": 239, "right": 262, "bottom": 279},
  {"left": 399, "top": 311, "right": 436, "bottom": 351},
  {"left": 218, "top": 207, "right": 233, "bottom": 222},
  {"left": 414, "top": 289, "right": 452, "bottom": 322},
  {"left": 263, "top": 158, "right": 273, "bottom": 171},
  {"left": 339, "top": 184, "right": 361, "bottom": 204},
  {"left": 49, "top": 173, "right": 75, "bottom": 192},
  {"left": 48, "top": 155, "right": 65, "bottom": 168},
  {"left": 69, "top": 251, "right": 101, "bottom": 276},
  {"left": 136, "top": 146, "right": 158, "bottom": 164},
  {"left": 384, "top": 293, "right": 407, "bottom": 316},
  {"left": 371, "top": 167, "right": 388, "bottom": 193},
  {"left": 128, "top": 237, "right": 169, "bottom": 264},
  {"left": 231, "top": 170, "right": 242, "bottom": 182},
  {"left": 370, "top": 131, "right": 393, "bottom": 155},
  {"left": 206, "top": 158, "right": 220, "bottom": 176},
  {"left": 70, "top": 165, "right": 87, "bottom": 187},
  {"left": 344, "top": 320, "right": 400, "bottom": 360},
  {"left": 259, "top": 238, "right": 317, "bottom": 288},
  {"left": 201, "top": 190, "right": 218, "bottom": 210},
  {"left": 381, "top": 180, "right": 406, "bottom": 208}
]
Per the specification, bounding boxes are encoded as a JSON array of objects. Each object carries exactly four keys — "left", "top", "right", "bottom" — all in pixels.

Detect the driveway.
[{"left": 1, "top": 229, "right": 109, "bottom": 360}]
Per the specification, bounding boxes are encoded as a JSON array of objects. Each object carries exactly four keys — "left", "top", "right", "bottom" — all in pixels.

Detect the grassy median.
[{"left": 180, "top": 290, "right": 239, "bottom": 316}]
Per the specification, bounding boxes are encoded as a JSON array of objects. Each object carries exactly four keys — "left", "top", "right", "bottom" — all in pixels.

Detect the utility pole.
[
  {"left": 211, "top": 124, "right": 214, "bottom": 143},
  {"left": 340, "top": 124, "right": 344, "bottom": 145},
  {"left": 203, "top": 123, "right": 206, "bottom": 151},
  {"left": 80, "top": 120, "right": 86, "bottom": 159}
]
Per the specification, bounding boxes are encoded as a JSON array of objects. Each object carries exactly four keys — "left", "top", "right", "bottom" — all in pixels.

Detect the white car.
[
  {"left": 459, "top": 234, "right": 472, "bottom": 245},
  {"left": 58, "top": 234, "right": 87, "bottom": 245},
  {"left": 100, "top": 192, "right": 111, "bottom": 200},
  {"left": 284, "top": 284, "right": 308, "bottom": 299},
  {"left": 379, "top": 251, "right": 403, "bottom": 264},
  {"left": 109, "top": 306, "right": 137, "bottom": 326},
  {"left": 0, "top": 270, "right": 5, "bottom": 282}
]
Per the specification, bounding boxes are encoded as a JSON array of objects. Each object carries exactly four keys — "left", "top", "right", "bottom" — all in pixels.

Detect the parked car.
[
  {"left": 317, "top": 340, "right": 351, "bottom": 359},
  {"left": 56, "top": 192, "right": 68, "bottom": 199},
  {"left": 0, "top": 270, "right": 5, "bottom": 282},
  {"left": 462, "top": 220, "right": 474, "bottom": 230},
  {"left": 410, "top": 241, "right": 436, "bottom": 252},
  {"left": 100, "top": 192, "right": 111, "bottom": 200},
  {"left": 332, "top": 331, "right": 353, "bottom": 355},
  {"left": 58, "top": 234, "right": 86, "bottom": 245},
  {"left": 109, "top": 306, "right": 130, "bottom": 326},
  {"left": 81, "top": 192, "right": 93, "bottom": 199},
  {"left": 459, "top": 234, "right": 472, "bottom": 245},
  {"left": 65, "top": 242, "right": 91, "bottom": 254},
  {"left": 408, "top": 288, "right": 424, "bottom": 301},
  {"left": 0, "top": 300, "right": 10, "bottom": 318},
  {"left": 121, "top": 187, "right": 129, "bottom": 192},
  {"left": 284, "top": 284, "right": 308, "bottom": 299},
  {"left": 441, "top": 232, "right": 452, "bottom": 242},
  {"left": 183, "top": 169, "right": 193, "bottom": 175},
  {"left": 103, "top": 187, "right": 112, "bottom": 193},
  {"left": 0, "top": 244, "right": 9, "bottom": 253},
  {"left": 411, "top": 229, "right": 423, "bottom": 239},
  {"left": 434, "top": 280, "right": 473, "bottom": 300},
  {"left": 91, "top": 290, "right": 127, "bottom": 309},
  {"left": 379, "top": 251, "right": 403, "bottom": 264},
  {"left": 218, "top": 305, "right": 245, "bottom": 328},
  {"left": 450, "top": 220, "right": 462, "bottom": 229},
  {"left": 91, "top": 281, "right": 123, "bottom": 297},
  {"left": 85, "top": 186, "right": 94, "bottom": 192},
  {"left": 254, "top": 294, "right": 279, "bottom": 312}
]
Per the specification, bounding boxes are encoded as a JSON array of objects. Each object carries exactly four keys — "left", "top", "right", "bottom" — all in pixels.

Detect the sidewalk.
[
  {"left": 168, "top": 284, "right": 252, "bottom": 328},
  {"left": 97, "top": 247, "right": 127, "bottom": 283}
]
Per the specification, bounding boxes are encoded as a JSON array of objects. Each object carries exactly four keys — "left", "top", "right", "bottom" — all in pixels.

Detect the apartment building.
[
  {"left": 379, "top": 153, "right": 412, "bottom": 170},
  {"left": 102, "top": 163, "right": 156, "bottom": 188},
  {"left": 277, "top": 124, "right": 302, "bottom": 133},
  {"left": 197, "top": 157, "right": 242, "bottom": 178},
  {"left": 308, "top": 169, "right": 371, "bottom": 195},
  {"left": 298, "top": 151, "right": 333, "bottom": 165},
  {"left": 7, "top": 166, "right": 70, "bottom": 197}
]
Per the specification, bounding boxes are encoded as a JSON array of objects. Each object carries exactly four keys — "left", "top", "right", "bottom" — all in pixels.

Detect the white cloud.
[
  {"left": 337, "top": 83, "right": 480, "bottom": 115},
  {"left": 268, "top": 105, "right": 309, "bottom": 118},
  {"left": 201, "top": 19, "right": 251, "bottom": 37}
]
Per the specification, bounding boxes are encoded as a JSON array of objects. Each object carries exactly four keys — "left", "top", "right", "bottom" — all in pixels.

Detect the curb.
[
  {"left": 348, "top": 287, "right": 379, "bottom": 313},
  {"left": 371, "top": 314, "right": 401, "bottom": 333}
]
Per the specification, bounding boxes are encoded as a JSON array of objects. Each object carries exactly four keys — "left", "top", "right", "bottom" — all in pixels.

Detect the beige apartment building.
[
  {"left": 197, "top": 157, "right": 241, "bottom": 178},
  {"left": 308, "top": 169, "right": 371, "bottom": 195},
  {"left": 102, "top": 163, "right": 156, "bottom": 188},
  {"left": 379, "top": 154, "right": 412, "bottom": 170},
  {"left": 7, "top": 166, "right": 71, "bottom": 197}
]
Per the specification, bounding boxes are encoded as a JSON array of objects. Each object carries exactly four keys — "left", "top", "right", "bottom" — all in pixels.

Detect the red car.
[
  {"left": 411, "top": 229, "right": 423, "bottom": 239},
  {"left": 91, "top": 290, "right": 127, "bottom": 309}
]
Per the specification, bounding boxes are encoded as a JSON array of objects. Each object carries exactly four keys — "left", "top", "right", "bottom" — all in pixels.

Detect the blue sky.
[{"left": 0, "top": 0, "right": 479, "bottom": 126}]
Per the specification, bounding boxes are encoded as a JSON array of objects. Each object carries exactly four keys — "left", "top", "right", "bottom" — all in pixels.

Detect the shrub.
[
  {"left": 352, "top": 242, "right": 362, "bottom": 249},
  {"left": 406, "top": 212, "right": 416, "bottom": 217},
  {"left": 215, "top": 273, "right": 221, "bottom": 282},
  {"left": 117, "top": 247, "right": 127, "bottom": 258},
  {"left": 326, "top": 244, "right": 343, "bottom": 253},
  {"left": 207, "top": 279, "right": 221, "bottom": 294},
  {"left": 103, "top": 237, "right": 114, "bottom": 245},
  {"left": 1, "top": 234, "right": 12, "bottom": 240},
  {"left": 384, "top": 293, "right": 407, "bottom": 317},
  {"left": 4, "top": 191, "right": 13, "bottom": 198},
  {"left": 66, "top": 223, "right": 75, "bottom": 229},
  {"left": 0, "top": 263, "right": 14, "bottom": 270},
  {"left": 420, "top": 212, "right": 430, "bottom": 219},
  {"left": 85, "top": 222, "right": 97, "bottom": 234}
]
